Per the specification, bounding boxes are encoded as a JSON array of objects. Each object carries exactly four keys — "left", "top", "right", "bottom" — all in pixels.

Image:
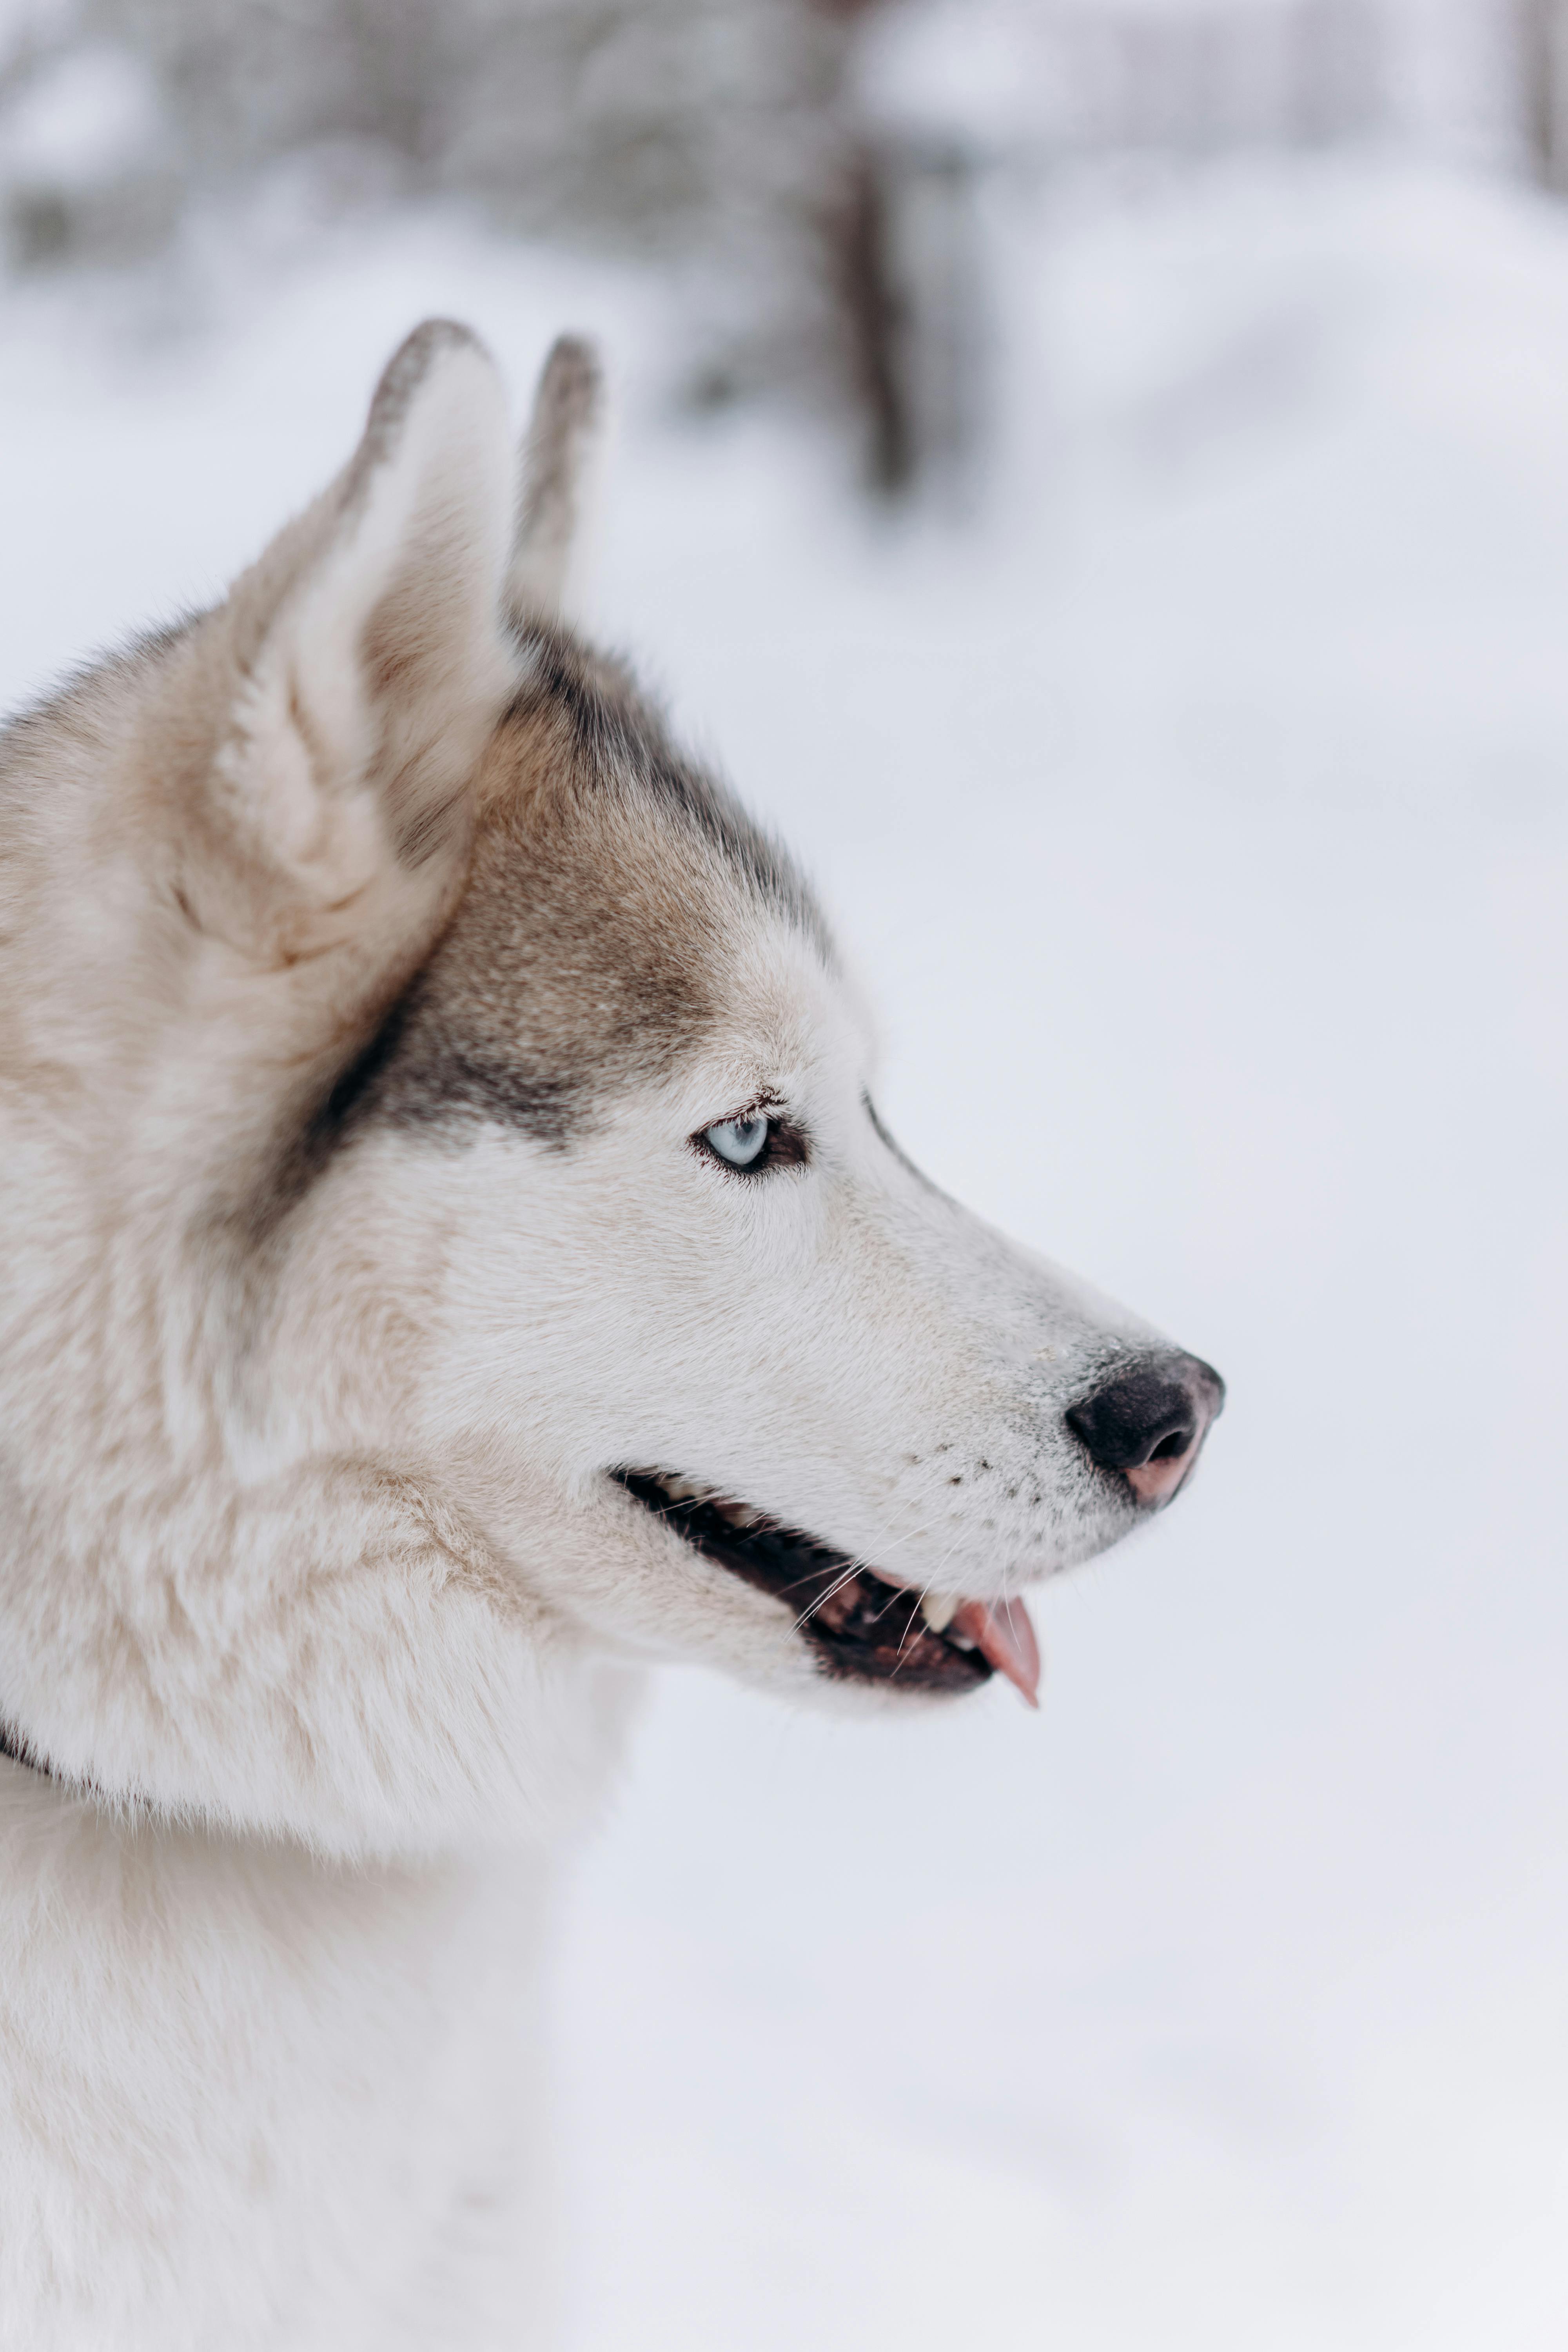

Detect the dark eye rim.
[{"left": 690, "top": 1104, "right": 811, "bottom": 1179}]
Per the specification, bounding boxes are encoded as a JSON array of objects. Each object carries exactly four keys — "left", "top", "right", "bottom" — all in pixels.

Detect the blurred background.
[{"left": 2, "top": 1, "right": 1565, "bottom": 2345}]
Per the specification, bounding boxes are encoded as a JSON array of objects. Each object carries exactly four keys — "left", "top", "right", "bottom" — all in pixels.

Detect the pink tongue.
[{"left": 951, "top": 1595, "right": 1041, "bottom": 1708}]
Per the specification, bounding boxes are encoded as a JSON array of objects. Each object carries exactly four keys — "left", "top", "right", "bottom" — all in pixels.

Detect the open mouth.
[{"left": 615, "top": 1469, "right": 1040, "bottom": 1703}]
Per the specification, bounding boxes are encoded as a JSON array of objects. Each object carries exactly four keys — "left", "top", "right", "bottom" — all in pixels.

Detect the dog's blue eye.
[{"left": 703, "top": 1113, "right": 770, "bottom": 1168}]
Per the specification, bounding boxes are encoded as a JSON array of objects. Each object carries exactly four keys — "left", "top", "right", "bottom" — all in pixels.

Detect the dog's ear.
[
  {"left": 506, "top": 333, "right": 604, "bottom": 623},
  {"left": 185, "top": 319, "right": 515, "bottom": 965}
]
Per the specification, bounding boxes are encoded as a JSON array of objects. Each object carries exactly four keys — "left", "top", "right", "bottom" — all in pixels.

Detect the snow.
[
  {"left": 2, "top": 152, "right": 1565, "bottom": 2348},
  {"left": 0, "top": 43, "right": 164, "bottom": 193}
]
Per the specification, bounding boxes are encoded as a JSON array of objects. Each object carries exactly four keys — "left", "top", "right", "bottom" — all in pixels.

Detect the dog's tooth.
[
  {"left": 711, "top": 1499, "right": 762, "bottom": 1530},
  {"left": 920, "top": 1592, "right": 960, "bottom": 1633}
]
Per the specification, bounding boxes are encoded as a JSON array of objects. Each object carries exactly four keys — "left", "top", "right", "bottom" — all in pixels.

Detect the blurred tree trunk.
[
  {"left": 827, "top": 143, "right": 912, "bottom": 494},
  {"left": 1521, "top": 0, "right": 1568, "bottom": 190}
]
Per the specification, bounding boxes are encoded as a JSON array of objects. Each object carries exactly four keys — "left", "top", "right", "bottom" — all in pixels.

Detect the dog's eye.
[{"left": 702, "top": 1112, "right": 771, "bottom": 1169}]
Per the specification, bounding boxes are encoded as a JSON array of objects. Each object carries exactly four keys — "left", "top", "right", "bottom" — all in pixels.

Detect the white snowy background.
[{"left": 1, "top": 137, "right": 1564, "bottom": 2352}]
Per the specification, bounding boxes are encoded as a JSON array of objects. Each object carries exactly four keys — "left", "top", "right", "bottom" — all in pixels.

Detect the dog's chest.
[{"left": 0, "top": 1776, "right": 559, "bottom": 2350}]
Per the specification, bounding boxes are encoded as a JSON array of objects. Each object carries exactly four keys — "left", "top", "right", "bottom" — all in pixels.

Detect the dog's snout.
[{"left": 1066, "top": 1356, "right": 1225, "bottom": 1506}]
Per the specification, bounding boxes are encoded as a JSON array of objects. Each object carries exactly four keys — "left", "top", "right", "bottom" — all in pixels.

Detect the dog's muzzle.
[{"left": 1065, "top": 1353, "right": 1225, "bottom": 1506}]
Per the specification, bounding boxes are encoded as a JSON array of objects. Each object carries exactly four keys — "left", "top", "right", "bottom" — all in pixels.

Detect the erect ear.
[
  {"left": 190, "top": 319, "right": 515, "bottom": 965},
  {"left": 505, "top": 333, "right": 604, "bottom": 624}
]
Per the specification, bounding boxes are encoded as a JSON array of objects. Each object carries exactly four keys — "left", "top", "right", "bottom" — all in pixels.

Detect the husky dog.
[{"left": 0, "top": 322, "right": 1221, "bottom": 2349}]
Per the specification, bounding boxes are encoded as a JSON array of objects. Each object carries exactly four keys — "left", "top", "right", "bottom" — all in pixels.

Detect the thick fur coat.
[{"left": 0, "top": 324, "right": 1220, "bottom": 2347}]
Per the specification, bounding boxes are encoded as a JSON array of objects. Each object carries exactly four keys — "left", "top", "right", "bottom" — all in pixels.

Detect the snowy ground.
[{"left": 2, "top": 152, "right": 1564, "bottom": 2349}]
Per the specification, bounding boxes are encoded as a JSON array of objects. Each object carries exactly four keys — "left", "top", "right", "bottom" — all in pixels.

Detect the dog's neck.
[{"left": 0, "top": 1722, "right": 37, "bottom": 1773}]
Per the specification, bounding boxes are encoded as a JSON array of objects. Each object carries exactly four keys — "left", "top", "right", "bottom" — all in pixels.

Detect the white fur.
[{"left": 0, "top": 321, "right": 1192, "bottom": 2347}]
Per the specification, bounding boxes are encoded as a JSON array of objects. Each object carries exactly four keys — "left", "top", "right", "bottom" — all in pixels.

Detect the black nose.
[{"left": 1065, "top": 1355, "right": 1225, "bottom": 1503}]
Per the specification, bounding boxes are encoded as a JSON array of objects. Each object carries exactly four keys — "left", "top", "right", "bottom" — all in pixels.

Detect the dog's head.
[{"left": 0, "top": 324, "right": 1220, "bottom": 1846}]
